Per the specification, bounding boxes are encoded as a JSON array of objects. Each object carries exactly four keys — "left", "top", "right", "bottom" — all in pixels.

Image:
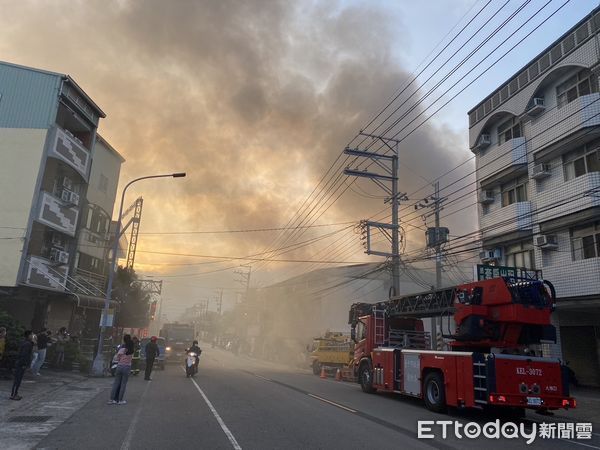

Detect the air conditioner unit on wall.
[
  {"left": 474, "top": 134, "right": 491, "bottom": 150},
  {"left": 531, "top": 163, "right": 551, "bottom": 180},
  {"left": 51, "top": 233, "right": 64, "bottom": 248},
  {"left": 62, "top": 176, "right": 73, "bottom": 190},
  {"left": 535, "top": 234, "right": 558, "bottom": 249},
  {"left": 479, "top": 190, "right": 495, "bottom": 204},
  {"left": 60, "top": 189, "right": 79, "bottom": 206},
  {"left": 527, "top": 97, "right": 545, "bottom": 117},
  {"left": 479, "top": 248, "right": 502, "bottom": 262},
  {"left": 50, "top": 248, "right": 69, "bottom": 264}
]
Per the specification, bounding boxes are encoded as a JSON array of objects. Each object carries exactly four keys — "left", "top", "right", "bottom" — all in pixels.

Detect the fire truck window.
[{"left": 356, "top": 321, "right": 367, "bottom": 340}]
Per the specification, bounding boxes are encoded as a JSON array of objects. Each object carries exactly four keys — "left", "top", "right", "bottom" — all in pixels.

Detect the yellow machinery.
[{"left": 309, "top": 332, "right": 354, "bottom": 375}]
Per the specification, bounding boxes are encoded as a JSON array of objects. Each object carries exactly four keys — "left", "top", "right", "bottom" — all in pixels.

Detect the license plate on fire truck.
[{"left": 527, "top": 397, "right": 542, "bottom": 406}]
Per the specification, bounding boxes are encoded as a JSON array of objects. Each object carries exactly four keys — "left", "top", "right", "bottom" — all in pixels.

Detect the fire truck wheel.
[
  {"left": 424, "top": 372, "right": 446, "bottom": 413},
  {"left": 312, "top": 361, "right": 321, "bottom": 375},
  {"left": 359, "top": 363, "right": 376, "bottom": 393}
]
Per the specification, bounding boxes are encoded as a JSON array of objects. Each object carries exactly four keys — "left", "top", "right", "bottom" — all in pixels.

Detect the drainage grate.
[{"left": 7, "top": 415, "right": 51, "bottom": 423}]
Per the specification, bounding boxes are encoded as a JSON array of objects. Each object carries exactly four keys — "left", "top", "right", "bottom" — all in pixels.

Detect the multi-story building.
[
  {"left": 469, "top": 8, "right": 600, "bottom": 385},
  {"left": 0, "top": 61, "right": 124, "bottom": 334}
]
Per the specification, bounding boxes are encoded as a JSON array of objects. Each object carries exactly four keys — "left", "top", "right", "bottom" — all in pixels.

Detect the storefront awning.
[{"left": 70, "top": 293, "right": 118, "bottom": 310}]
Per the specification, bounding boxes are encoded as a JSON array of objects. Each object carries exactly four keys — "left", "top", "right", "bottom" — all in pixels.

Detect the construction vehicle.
[
  {"left": 309, "top": 332, "right": 354, "bottom": 375},
  {"left": 349, "top": 276, "right": 575, "bottom": 414}
]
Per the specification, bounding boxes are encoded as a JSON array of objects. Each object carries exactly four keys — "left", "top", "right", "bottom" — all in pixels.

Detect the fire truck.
[{"left": 348, "top": 276, "right": 576, "bottom": 414}]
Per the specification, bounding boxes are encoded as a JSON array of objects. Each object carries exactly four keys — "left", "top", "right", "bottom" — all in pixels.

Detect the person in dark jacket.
[
  {"left": 144, "top": 336, "right": 160, "bottom": 381},
  {"left": 31, "top": 328, "right": 49, "bottom": 376},
  {"left": 10, "top": 330, "right": 34, "bottom": 400}
]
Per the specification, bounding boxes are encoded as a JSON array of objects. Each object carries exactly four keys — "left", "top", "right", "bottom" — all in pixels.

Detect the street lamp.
[{"left": 91, "top": 172, "right": 186, "bottom": 376}]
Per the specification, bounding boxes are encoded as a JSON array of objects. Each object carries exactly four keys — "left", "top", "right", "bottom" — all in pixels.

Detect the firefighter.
[{"left": 131, "top": 336, "right": 141, "bottom": 376}]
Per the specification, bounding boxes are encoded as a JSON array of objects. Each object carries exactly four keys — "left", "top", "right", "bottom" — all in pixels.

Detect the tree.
[{"left": 113, "top": 267, "right": 152, "bottom": 328}]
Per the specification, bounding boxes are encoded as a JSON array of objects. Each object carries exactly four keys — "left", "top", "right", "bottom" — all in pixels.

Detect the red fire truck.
[{"left": 349, "top": 276, "right": 576, "bottom": 414}]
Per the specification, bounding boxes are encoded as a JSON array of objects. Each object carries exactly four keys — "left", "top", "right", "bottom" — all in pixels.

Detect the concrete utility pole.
[
  {"left": 344, "top": 133, "right": 406, "bottom": 297},
  {"left": 415, "top": 181, "right": 448, "bottom": 350}
]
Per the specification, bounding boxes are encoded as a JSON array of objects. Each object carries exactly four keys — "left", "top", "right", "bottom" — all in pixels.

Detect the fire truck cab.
[{"left": 349, "top": 277, "right": 575, "bottom": 413}]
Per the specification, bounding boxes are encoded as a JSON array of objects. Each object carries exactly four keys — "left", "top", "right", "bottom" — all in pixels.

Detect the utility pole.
[
  {"left": 344, "top": 133, "right": 406, "bottom": 297},
  {"left": 216, "top": 289, "right": 223, "bottom": 315},
  {"left": 415, "top": 181, "right": 448, "bottom": 349},
  {"left": 234, "top": 265, "right": 252, "bottom": 302}
]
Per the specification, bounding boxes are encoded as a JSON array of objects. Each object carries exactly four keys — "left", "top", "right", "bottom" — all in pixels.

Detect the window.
[
  {"left": 563, "top": 141, "right": 600, "bottom": 181},
  {"left": 571, "top": 222, "right": 600, "bottom": 261},
  {"left": 557, "top": 69, "right": 598, "bottom": 108},
  {"left": 504, "top": 242, "right": 535, "bottom": 269},
  {"left": 497, "top": 117, "right": 521, "bottom": 145},
  {"left": 501, "top": 176, "right": 528, "bottom": 207}
]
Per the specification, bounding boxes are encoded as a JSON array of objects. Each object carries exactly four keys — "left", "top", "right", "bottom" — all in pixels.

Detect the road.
[{"left": 32, "top": 346, "right": 600, "bottom": 450}]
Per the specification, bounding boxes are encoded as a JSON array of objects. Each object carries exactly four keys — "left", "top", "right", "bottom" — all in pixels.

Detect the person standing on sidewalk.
[
  {"left": 31, "top": 328, "right": 49, "bottom": 376},
  {"left": 54, "top": 327, "right": 68, "bottom": 368},
  {"left": 144, "top": 336, "right": 160, "bottom": 381},
  {"left": 10, "top": 330, "right": 33, "bottom": 400},
  {"left": 108, "top": 334, "right": 134, "bottom": 405}
]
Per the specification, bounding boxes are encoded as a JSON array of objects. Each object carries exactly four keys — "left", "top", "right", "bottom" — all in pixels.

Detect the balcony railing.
[
  {"left": 48, "top": 126, "right": 91, "bottom": 180},
  {"left": 536, "top": 172, "right": 600, "bottom": 223},
  {"left": 480, "top": 201, "right": 532, "bottom": 239},
  {"left": 478, "top": 136, "right": 527, "bottom": 182},
  {"left": 70, "top": 268, "right": 107, "bottom": 296},
  {"left": 36, "top": 191, "right": 79, "bottom": 236},
  {"left": 23, "top": 256, "right": 68, "bottom": 291}
]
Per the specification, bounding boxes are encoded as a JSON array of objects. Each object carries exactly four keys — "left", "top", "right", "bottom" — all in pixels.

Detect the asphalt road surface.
[{"left": 34, "top": 347, "right": 600, "bottom": 450}]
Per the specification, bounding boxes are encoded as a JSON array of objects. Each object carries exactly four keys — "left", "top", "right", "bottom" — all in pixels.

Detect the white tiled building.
[{"left": 469, "top": 8, "right": 600, "bottom": 385}]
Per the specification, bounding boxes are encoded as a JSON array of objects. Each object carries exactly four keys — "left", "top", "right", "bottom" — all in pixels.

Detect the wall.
[{"left": 0, "top": 128, "right": 47, "bottom": 285}]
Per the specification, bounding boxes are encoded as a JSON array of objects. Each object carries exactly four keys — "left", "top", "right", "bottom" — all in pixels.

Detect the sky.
[{"left": 0, "top": 0, "right": 597, "bottom": 318}]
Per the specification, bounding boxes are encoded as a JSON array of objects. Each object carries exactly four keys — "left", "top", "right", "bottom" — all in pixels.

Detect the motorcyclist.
[{"left": 186, "top": 340, "right": 202, "bottom": 373}]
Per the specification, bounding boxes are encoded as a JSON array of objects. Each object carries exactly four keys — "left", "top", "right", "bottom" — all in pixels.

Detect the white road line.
[
  {"left": 254, "top": 374, "right": 272, "bottom": 382},
  {"left": 308, "top": 394, "right": 357, "bottom": 413},
  {"left": 120, "top": 379, "right": 151, "bottom": 450},
  {"left": 186, "top": 369, "right": 242, "bottom": 450}
]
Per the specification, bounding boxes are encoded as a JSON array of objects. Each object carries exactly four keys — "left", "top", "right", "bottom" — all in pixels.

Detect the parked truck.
[
  {"left": 309, "top": 332, "right": 354, "bottom": 375},
  {"left": 349, "top": 276, "right": 575, "bottom": 414}
]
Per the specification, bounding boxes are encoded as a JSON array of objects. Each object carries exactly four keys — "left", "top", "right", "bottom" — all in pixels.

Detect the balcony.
[
  {"left": 48, "top": 126, "right": 91, "bottom": 180},
  {"left": 480, "top": 201, "right": 532, "bottom": 239},
  {"left": 36, "top": 191, "right": 79, "bottom": 236},
  {"left": 477, "top": 137, "right": 527, "bottom": 184},
  {"left": 536, "top": 172, "right": 600, "bottom": 223},
  {"left": 23, "top": 256, "right": 68, "bottom": 291},
  {"left": 542, "top": 258, "right": 600, "bottom": 298},
  {"left": 530, "top": 94, "right": 600, "bottom": 161}
]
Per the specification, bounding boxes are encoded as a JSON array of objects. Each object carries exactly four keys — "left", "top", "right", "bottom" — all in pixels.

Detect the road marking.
[
  {"left": 308, "top": 394, "right": 357, "bottom": 413},
  {"left": 120, "top": 378, "right": 151, "bottom": 450},
  {"left": 185, "top": 368, "right": 242, "bottom": 450}
]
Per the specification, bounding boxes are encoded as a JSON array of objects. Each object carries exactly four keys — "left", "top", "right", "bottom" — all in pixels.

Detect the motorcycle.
[{"left": 185, "top": 352, "right": 198, "bottom": 377}]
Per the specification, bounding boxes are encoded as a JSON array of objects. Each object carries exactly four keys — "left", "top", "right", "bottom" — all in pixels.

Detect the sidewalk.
[{"left": 0, "top": 369, "right": 107, "bottom": 450}]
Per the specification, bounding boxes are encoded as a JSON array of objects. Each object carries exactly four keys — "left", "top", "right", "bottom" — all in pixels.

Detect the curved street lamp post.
[{"left": 91, "top": 172, "right": 186, "bottom": 376}]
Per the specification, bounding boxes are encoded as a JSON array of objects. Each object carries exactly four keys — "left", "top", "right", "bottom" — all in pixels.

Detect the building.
[
  {"left": 469, "top": 8, "right": 600, "bottom": 385},
  {"left": 0, "top": 61, "right": 124, "bottom": 335},
  {"left": 244, "top": 263, "right": 460, "bottom": 362}
]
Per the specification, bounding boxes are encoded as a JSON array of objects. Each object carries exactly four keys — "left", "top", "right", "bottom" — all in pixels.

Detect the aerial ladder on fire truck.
[{"left": 348, "top": 276, "right": 574, "bottom": 414}]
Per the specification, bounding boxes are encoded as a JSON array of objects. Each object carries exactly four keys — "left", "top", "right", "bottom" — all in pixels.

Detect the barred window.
[{"left": 571, "top": 222, "right": 600, "bottom": 261}]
